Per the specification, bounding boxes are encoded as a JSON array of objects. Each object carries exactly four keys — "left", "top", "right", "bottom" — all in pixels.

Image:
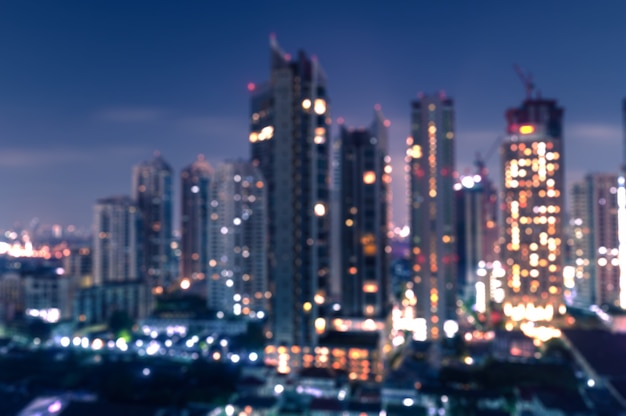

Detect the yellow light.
[
  {"left": 363, "top": 171, "right": 376, "bottom": 184},
  {"left": 315, "top": 317, "right": 326, "bottom": 334},
  {"left": 180, "top": 279, "right": 191, "bottom": 290},
  {"left": 314, "top": 98, "right": 326, "bottom": 115},
  {"left": 249, "top": 132, "right": 258, "bottom": 143},
  {"left": 428, "top": 125, "right": 437, "bottom": 134},
  {"left": 258, "top": 125, "right": 274, "bottom": 141},
  {"left": 363, "top": 282, "right": 378, "bottom": 293},
  {"left": 303, "top": 302, "right": 312, "bottom": 312},
  {"left": 408, "top": 144, "right": 422, "bottom": 159},
  {"left": 302, "top": 99, "right": 312, "bottom": 110},
  {"left": 519, "top": 125, "right": 535, "bottom": 135}
]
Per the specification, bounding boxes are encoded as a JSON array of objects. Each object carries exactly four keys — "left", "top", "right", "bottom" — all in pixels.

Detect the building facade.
[
  {"left": 180, "top": 155, "right": 213, "bottom": 285},
  {"left": 455, "top": 160, "right": 499, "bottom": 313},
  {"left": 571, "top": 174, "right": 620, "bottom": 307},
  {"left": 500, "top": 98, "right": 565, "bottom": 322},
  {"left": 408, "top": 93, "right": 457, "bottom": 340},
  {"left": 208, "top": 160, "right": 267, "bottom": 319},
  {"left": 249, "top": 37, "right": 331, "bottom": 346},
  {"left": 93, "top": 196, "right": 141, "bottom": 285},
  {"left": 335, "top": 109, "right": 390, "bottom": 318},
  {"left": 132, "top": 153, "right": 174, "bottom": 289}
]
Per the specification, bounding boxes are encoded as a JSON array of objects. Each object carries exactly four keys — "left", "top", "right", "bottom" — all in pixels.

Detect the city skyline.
[{"left": 2, "top": 1, "right": 626, "bottom": 230}]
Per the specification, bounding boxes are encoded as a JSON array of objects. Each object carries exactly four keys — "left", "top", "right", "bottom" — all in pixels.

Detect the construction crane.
[{"left": 513, "top": 64, "right": 535, "bottom": 100}]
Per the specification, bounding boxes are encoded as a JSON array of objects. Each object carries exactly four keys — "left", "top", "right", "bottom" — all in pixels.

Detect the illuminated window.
[
  {"left": 314, "top": 99, "right": 326, "bottom": 115},
  {"left": 363, "top": 171, "right": 376, "bottom": 184},
  {"left": 314, "top": 203, "right": 326, "bottom": 216}
]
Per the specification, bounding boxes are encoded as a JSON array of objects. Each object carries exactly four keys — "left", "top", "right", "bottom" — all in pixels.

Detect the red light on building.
[{"left": 247, "top": 82, "right": 256, "bottom": 92}]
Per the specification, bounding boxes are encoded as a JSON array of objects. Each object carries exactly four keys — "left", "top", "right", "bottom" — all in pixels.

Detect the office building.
[
  {"left": 500, "top": 98, "right": 565, "bottom": 322},
  {"left": 208, "top": 160, "right": 267, "bottom": 318},
  {"left": 132, "top": 153, "right": 174, "bottom": 288},
  {"left": 571, "top": 174, "right": 620, "bottom": 307},
  {"left": 454, "top": 159, "right": 499, "bottom": 313},
  {"left": 180, "top": 155, "right": 213, "bottom": 285},
  {"left": 93, "top": 196, "right": 141, "bottom": 285},
  {"left": 335, "top": 108, "right": 391, "bottom": 318},
  {"left": 408, "top": 93, "right": 457, "bottom": 340},
  {"left": 249, "top": 36, "right": 331, "bottom": 347}
]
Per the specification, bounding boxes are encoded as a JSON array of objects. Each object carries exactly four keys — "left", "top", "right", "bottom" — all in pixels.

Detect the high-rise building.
[
  {"left": 132, "top": 153, "right": 174, "bottom": 289},
  {"left": 500, "top": 98, "right": 565, "bottom": 322},
  {"left": 180, "top": 155, "right": 213, "bottom": 286},
  {"left": 454, "top": 159, "right": 499, "bottom": 313},
  {"left": 93, "top": 196, "right": 141, "bottom": 285},
  {"left": 335, "top": 108, "right": 391, "bottom": 318},
  {"left": 408, "top": 93, "right": 457, "bottom": 340},
  {"left": 571, "top": 174, "right": 620, "bottom": 308},
  {"left": 208, "top": 160, "right": 267, "bottom": 319},
  {"left": 249, "top": 37, "right": 331, "bottom": 347}
]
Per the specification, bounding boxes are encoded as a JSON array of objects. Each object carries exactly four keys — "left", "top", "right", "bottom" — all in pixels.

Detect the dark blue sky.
[{"left": 1, "top": 1, "right": 625, "bottom": 230}]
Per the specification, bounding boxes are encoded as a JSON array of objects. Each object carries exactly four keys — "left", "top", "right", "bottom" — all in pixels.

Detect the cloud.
[
  {"left": 568, "top": 122, "right": 622, "bottom": 142},
  {"left": 94, "top": 107, "right": 164, "bottom": 123}
]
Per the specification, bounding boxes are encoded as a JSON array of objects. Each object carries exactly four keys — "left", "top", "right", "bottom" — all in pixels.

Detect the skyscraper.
[
  {"left": 408, "top": 93, "right": 457, "bottom": 341},
  {"left": 132, "top": 153, "right": 174, "bottom": 289},
  {"left": 500, "top": 98, "right": 565, "bottom": 322},
  {"left": 570, "top": 174, "right": 619, "bottom": 308},
  {"left": 180, "top": 155, "right": 213, "bottom": 286},
  {"left": 208, "top": 161, "right": 267, "bottom": 318},
  {"left": 250, "top": 36, "right": 331, "bottom": 346},
  {"left": 454, "top": 159, "right": 499, "bottom": 313},
  {"left": 93, "top": 195, "right": 141, "bottom": 285},
  {"left": 335, "top": 108, "right": 390, "bottom": 318}
]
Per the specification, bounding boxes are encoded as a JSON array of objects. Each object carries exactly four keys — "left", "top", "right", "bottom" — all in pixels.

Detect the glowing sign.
[{"left": 519, "top": 125, "right": 535, "bottom": 135}]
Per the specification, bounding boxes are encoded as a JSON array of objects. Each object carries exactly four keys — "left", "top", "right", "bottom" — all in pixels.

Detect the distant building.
[
  {"left": 73, "top": 280, "right": 152, "bottom": 326},
  {"left": 500, "top": 98, "right": 565, "bottom": 322},
  {"left": 335, "top": 109, "right": 391, "bottom": 319},
  {"left": 93, "top": 196, "right": 142, "bottom": 285},
  {"left": 0, "top": 258, "right": 72, "bottom": 323},
  {"left": 208, "top": 160, "right": 267, "bottom": 319},
  {"left": 63, "top": 246, "right": 93, "bottom": 288},
  {"left": 180, "top": 155, "right": 213, "bottom": 286},
  {"left": 571, "top": 173, "right": 620, "bottom": 307},
  {"left": 132, "top": 153, "right": 174, "bottom": 288},
  {"left": 249, "top": 36, "right": 331, "bottom": 347},
  {"left": 455, "top": 159, "right": 499, "bottom": 313},
  {"left": 408, "top": 93, "right": 457, "bottom": 340}
]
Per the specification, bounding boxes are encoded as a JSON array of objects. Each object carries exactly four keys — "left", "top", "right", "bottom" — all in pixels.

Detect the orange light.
[
  {"left": 519, "top": 125, "right": 535, "bottom": 135},
  {"left": 363, "top": 282, "right": 378, "bottom": 293}
]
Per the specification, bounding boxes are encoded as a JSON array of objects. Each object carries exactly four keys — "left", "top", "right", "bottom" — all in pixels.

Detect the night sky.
[{"left": 1, "top": 1, "right": 625, "bottom": 231}]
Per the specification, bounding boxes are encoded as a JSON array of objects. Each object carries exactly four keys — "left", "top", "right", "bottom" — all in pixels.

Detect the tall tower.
[
  {"left": 571, "top": 174, "right": 619, "bottom": 308},
  {"left": 617, "top": 98, "right": 626, "bottom": 309},
  {"left": 208, "top": 161, "right": 267, "bottom": 318},
  {"left": 501, "top": 98, "right": 565, "bottom": 322},
  {"left": 132, "top": 153, "right": 174, "bottom": 289},
  {"left": 454, "top": 159, "right": 499, "bottom": 312},
  {"left": 336, "top": 108, "right": 390, "bottom": 318},
  {"left": 249, "top": 36, "right": 331, "bottom": 346},
  {"left": 408, "top": 93, "right": 457, "bottom": 341},
  {"left": 93, "top": 196, "right": 141, "bottom": 285},
  {"left": 180, "top": 155, "right": 213, "bottom": 286}
]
